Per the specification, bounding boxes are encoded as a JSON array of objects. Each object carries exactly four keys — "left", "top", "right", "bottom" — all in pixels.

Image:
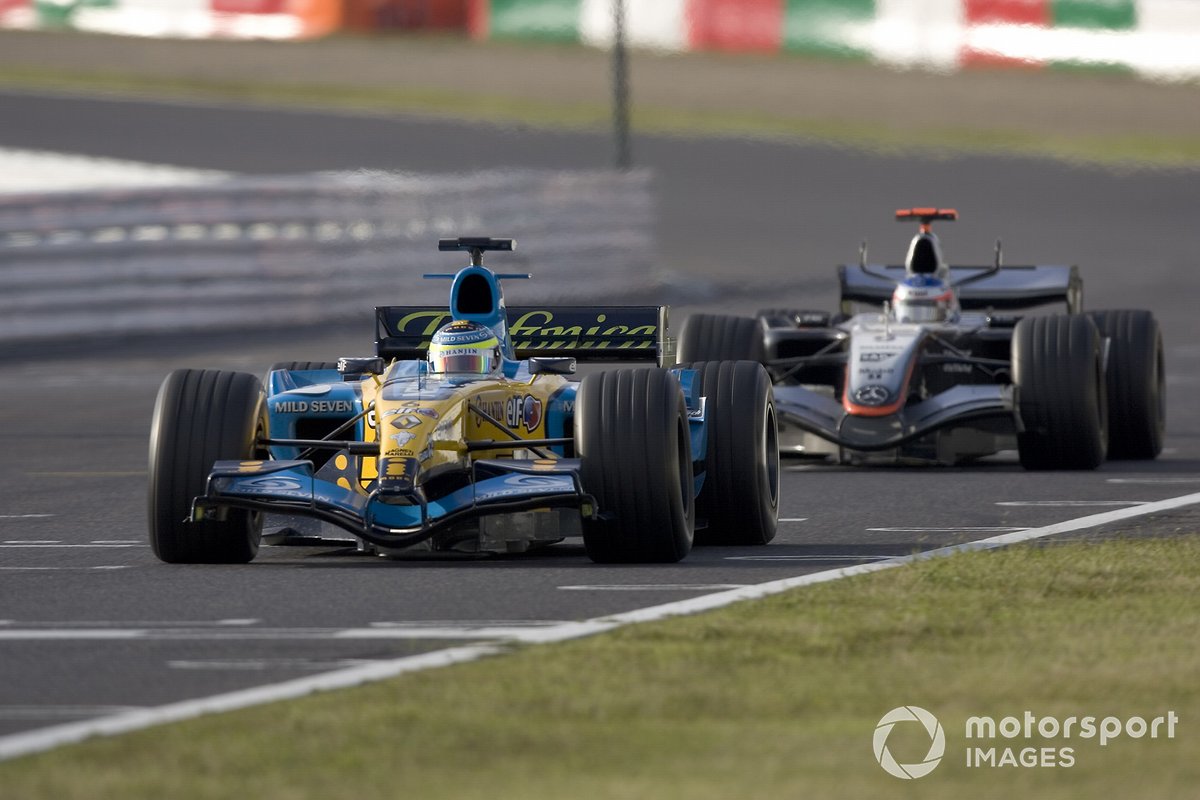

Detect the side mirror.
[
  {"left": 338, "top": 357, "right": 387, "bottom": 378},
  {"left": 529, "top": 357, "right": 577, "bottom": 375}
]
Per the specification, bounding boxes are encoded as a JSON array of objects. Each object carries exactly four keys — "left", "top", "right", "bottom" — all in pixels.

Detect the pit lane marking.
[
  {"left": 5, "top": 490, "right": 1200, "bottom": 762},
  {"left": 725, "top": 555, "right": 892, "bottom": 562},
  {"left": 0, "top": 619, "right": 260, "bottom": 629},
  {"left": 866, "top": 526, "right": 1029, "bottom": 533},
  {"left": 0, "top": 566, "right": 130, "bottom": 571},
  {"left": 1106, "top": 477, "right": 1200, "bottom": 485},
  {"left": 557, "top": 584, "right": 749, "bottom": 591},
  {"left": 28, "top": 471, "right": 147, "bottom": 478},
  {"left": 779, "top": 517, "right": 808, "bottom": 522},
  {"left": 0, "top": 543, "right": 140, "bottom": 548},
  {"left": 168, "top": 659, "right": 380, "bottom": 671},
  {"left": 0, "top": 515, "right": 53, "bottom": 520},
  {"left": 995, "top": 500, "right": 1151, "bottom": 507},
  {"left": 0, "top": 622, "right": 568, "bottom": 641},
  {"left": 0, "top": 706, "right": 145, "bottom": 720}
]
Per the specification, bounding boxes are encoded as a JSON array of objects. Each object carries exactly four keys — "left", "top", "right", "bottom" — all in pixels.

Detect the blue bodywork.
[{"left": 194, "top": 241, "right": 709, "bottom": 553}]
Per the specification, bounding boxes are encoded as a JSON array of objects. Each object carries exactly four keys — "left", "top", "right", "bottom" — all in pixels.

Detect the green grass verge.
[
  {"left": 3, "top": 65, "right": 1200, "bottom": 166},
  {"left": 2, "top": 535, "right": 1198, "bottom": 798}
]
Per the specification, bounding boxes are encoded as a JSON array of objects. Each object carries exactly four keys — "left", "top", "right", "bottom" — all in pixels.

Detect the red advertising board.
[
  {"left": 964, "top": 0, "right": 1048, "bottom": 25},
  {"left": 211, "top": 0, "right": 289, "bottom": 12},
  {"left": 687, "top": 0, "right": 783, "bottom": 53},
  {"left": 962, "top": 0, "right": 1049, "bottom": 68}
]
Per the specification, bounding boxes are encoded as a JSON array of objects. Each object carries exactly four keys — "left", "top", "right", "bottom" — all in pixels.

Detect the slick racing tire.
[
  {"left": 576, "top": 368, "right": 694, "bottom": 563},
  {"left": 1013, "top": 315, "right": 1107, "bottom": 470},
  {"left": 676, "top": 313, "right": 765, "bottom": 364},
  {"left": 682, "top": 361, "right": 779, "bottom": 546},
  {"left": 149, "top": 369, "right": 268, "bottom": 563},
  {"left": 1086, "top": 309, "right": 1165, "bottom": 460}
]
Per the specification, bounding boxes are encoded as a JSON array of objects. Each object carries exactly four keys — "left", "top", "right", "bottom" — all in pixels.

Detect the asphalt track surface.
[{"left": 1, "top": 90, "right": 1199, "bottom": 746}]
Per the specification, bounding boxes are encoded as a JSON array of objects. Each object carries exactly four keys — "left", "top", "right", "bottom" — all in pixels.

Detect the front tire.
[
  {"left": 683, "top": 361, "right": 779, "bottom": 545},
  {"left": 1013, "top": 315, "right": 1107, "bottom": 470},
  {"left": 576, "top": 369, "right": 694, "bottom": 563},
  {"left": 1086, "top": 309, "right": 1164, "bottom": 460},
  {"left": 148, "top": 369, "right": 267, "bottom": 563}
]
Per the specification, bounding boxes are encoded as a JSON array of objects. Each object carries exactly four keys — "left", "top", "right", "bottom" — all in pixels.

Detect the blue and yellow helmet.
[{"left": 428, "top": 320, "right": 502, "bottom": 375}]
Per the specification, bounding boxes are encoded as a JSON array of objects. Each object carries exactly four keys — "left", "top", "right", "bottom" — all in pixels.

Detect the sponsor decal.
[
  {"left": 390, "top": 414, "right": 424, "bottom": 430},
  {"left": 386, "top": 403, "right": 440, "bottom": 420},
  {"left": 853, "top": 385, "right": 891, "bottom": 407},
  {"left": 860, "top": 352, "right": 892, "bottom": 362},
  {"left": 506, "top": 394, "right": 543, "bottom": 432},
  {"left": 378, "top": 457, "right": 418, "bottom": 490},
  {"left": 232, "top": 474, "right": 309, "bottom": 498},
  {"left": 504, "top": 475, "right": 564, "bottom": 487},
  {"left": 471, "top": 399, "right": 506, "bottom": 427},
  {"left": 390, "top": 431, "right": 416, "bottom": 449},
  {"left": 241, "top": 476, "right": 303, "bottom": 491},
  {"left": 508, "top": 311, "right": 657, "bottom": 349},
  {"left": 479, "top": 473, "right": 575, "bottom": 499},
  {"left": 943, "top": 363, "right": 973, "bottom": 374},
  {"left": 272, "top": 400, "right": 354, "bottom": 414}
]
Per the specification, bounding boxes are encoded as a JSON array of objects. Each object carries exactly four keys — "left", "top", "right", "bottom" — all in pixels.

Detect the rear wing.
[
  {"left": 838, "top": 264, "right": 1082, "bottom": 314},
  {"left": 376, "top": 306, "right": 667, "bottom": 364}
]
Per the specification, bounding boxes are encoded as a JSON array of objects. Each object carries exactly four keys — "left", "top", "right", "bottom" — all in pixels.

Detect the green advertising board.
[
  {"left": 488, "top": 0, "right": 581, "bottom": 42},
  {"left": 1052, "top": 0, "right": 1136, "bottom": 30},
  {"left": 783, "top": 0, "right": 875, "bottom": 59}
]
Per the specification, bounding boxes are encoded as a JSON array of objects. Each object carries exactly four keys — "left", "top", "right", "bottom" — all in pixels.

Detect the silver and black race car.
[{"left": 677, "top": 208, "right": 1164, "bottom": 469}]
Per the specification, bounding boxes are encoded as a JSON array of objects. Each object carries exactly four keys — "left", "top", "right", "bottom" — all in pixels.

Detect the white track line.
[{"left": 2, "top": 489, "right": 1199, "bottom": 762}]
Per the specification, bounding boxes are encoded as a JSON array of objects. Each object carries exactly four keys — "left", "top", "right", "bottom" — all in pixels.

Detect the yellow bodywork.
[{"left": 356, "top": 369, "right": 572, "bottom": 493}]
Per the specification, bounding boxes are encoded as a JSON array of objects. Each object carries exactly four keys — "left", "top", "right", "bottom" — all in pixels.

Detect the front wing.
[
  {"left": 774, "top": 383, "right": 1016, "bottom": 452},
  {"left": 193, "top": 456, "right": 594, "bottom": 550}
]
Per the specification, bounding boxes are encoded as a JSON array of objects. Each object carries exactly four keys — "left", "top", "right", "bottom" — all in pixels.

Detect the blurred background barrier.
[
  {"left": 0, "top": 169, "right": 657, "bottom": 344},
  {"left": 2, "top": 0, "right": 1199, "bottom": 78}
]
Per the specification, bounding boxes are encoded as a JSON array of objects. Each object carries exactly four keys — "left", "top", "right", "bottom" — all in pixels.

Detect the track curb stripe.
[{"left": 2, "top": 490, "right": 1198, "bottom": 762}]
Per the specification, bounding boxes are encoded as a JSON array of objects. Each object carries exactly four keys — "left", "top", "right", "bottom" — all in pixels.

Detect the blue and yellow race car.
[{"left": 148, "top": 238, "right": 779, "bottom": 564}]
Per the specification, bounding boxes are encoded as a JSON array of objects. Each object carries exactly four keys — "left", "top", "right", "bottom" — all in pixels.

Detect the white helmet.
[{"left": 892, "top": 276, "right": 958, "bottom": 323}]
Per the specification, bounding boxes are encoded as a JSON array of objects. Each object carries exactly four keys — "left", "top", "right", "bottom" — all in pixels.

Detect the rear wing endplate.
[
  {"left": 376, "top": 306, "right": 667, "bottom": 364},
  {"left": 838, "top": 264, "right": 1082, "bottom": 314}
]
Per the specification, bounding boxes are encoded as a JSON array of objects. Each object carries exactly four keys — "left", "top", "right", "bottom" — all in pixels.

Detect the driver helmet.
[
  {"left": 428, "top": 320, "right": 502, "bottom": 375},
  {"left": 892, "top": 275, "right": 959, "bottom": 324}
]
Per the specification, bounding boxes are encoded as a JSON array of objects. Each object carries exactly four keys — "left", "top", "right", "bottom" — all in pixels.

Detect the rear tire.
[
  {"left": 1086, "top": 309, "right": 1164, "bottom": 460},
  {"left": 676, "top": 313, "right": 764, "bottom": 363},
  {"left": 1013, "top": 315, "right": 1107, "bottom": 470},
  {"left": 684, "top": 361, "right": 779, "bottom": 545},
  {"left": 149, "top": 369, "right": 267, "bottom": 563},
  {"left": 576, "top": 369, "right": 694, "bottom": 563}
]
